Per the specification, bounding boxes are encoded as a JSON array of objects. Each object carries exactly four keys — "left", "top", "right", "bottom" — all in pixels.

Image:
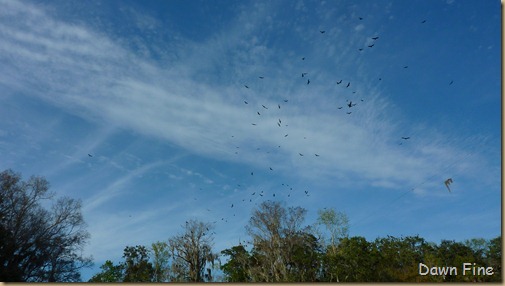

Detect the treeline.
[
  {"left": 1, "top": 169, "right": 501, "bottom": 282},
  {"left": 89, "top": 201, "right": 501, "bottom": 282}
]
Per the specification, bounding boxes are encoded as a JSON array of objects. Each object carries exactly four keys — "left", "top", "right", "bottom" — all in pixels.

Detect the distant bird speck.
[
  {"left": 401, "top": 137, "right": 410, "bottom": 140},
  {"left": 278, "top": 104, "right": 281, "bottom": 109},
  {"left": 244, "top": 85, "right": 249, "bottom": 88},
  {"left": 244, "top": 101, "right": 248, "bottom": 104},
  {"left": 301, "top": 57, "right": 305, "bottom": 60},
  {"left": 320, "top": 30, "right": 325, "bottom": 34},
  {"left": 403, "top": 66, "right": 408, "bottom": 68},
  {"left": 88, "top": 154, "right": 93, "bottom": 157},
  {"left": 368, "top": 44, "right": 374, "bottom": 48},
  {"left": 449, "top": 80, "right": 453, "bottom": 85},
  {"left": 299, "top": 153, "right": 304, "bottom": 156},
  {"left": 346, "top": 82, "right": 350, "bottom": 88},
  {"left": 336, "top": 80, "right": 342, "bottom": 84},
  {"left": 372, "top": 36, "right": 379, "bottom": 40},
  {"left": 421, "top": 19, "right": 426, "bottom": 23},
  {"left": 259, "top": 76, "right": 264, "bottom": 79},
  {"left": 257, "top": 111, "right": 261, "bottom": 115},
  {"left": 302, "top": 72, "right": 308, "bottom": 77},
  {"left": 262, "top": 105, "right": 268, "bottom": 109},
  {"left": 315, "top": 154, "right": 320, "bottom": 157}
]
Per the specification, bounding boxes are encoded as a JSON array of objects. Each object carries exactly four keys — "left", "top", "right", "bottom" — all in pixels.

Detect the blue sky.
[{"left": 0, "top": 0, "right": 500, "bottom": 281}]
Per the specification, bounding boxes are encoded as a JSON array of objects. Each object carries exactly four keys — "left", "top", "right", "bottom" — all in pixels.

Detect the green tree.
[
  {"left": 220, "top": 244, "right": 252, "bottom": 282},
  {"left": 485, "top": 236, "right": 501, "bottom": 282},
  {"left": 316, "top": 208, "right": 349, "bottom": 255},
  {"left": 0, "top": 169, "right": 92, "bottom": 282},
  {"left": 151, "top": 241, "right": 170, "bottom": 282},
  {"left": 88, "top": 260, "right": 124, "bottom": 282},
  {"left": 122, "top": 245, "right": 154, "bottom": 282}
]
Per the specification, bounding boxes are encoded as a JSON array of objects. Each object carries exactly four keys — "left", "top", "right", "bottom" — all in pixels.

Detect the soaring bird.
[
  {"left": 320, "top": 30, "right": 325, "bottom": 34},
  {"left": 299, "top": 153, "right": 304, "bottom": 156},
  {"left": 315, "top": 154, "right": 320, "bottom": 157},
  {"left": 244, "top": 85, "right": 249, "bottom": 88},
  {"left": 244, "top": 101, "right": 248, "bottom": 104},
  {"left": 251, "top": 123, "right": 257, "bottom": 125},
  {"left": 444, "top": 178, "right": 453, "bottom": 192},
  {"left": 284, "top": 134, "right": 288, "bottom": 137},
  {"left": 401, "top": 137, "right": 410, "bottom": 140},
  {"left": 88, "top": 154, "right": 93, "bottom": 157},
  {"left": 372, "top": 36, "right": 379, "bottom": 40},
  {"left": 368, "top": 44, "right": 374, "bottom": 48},
  {"left": 307, "top": 79, "right": 310, "bottom": 85},
  {"left": 347, "top": 101, "right": 356, "bottom": 108},
  {"left": 278, "top": 104, "right": 281, "bottom": 109},
  {"left": 262, "top": 105, "right": 268, "bottom": 109},
  {"left": 257, "top": 111, "right": 261, "bottom": 115},
  {"left": 251, "top": 172, "right": 253, "bottom": 176},
  {"left": 358, "top": 48, "right": 363, "bottom": 51},
  {"left": 359, "top": 17, "right": 363, "bottom": 20},
  {"left": 259, "top": 76, "right": 264, "bottom": 79},
  {"left": 337, "top": 106, "right": 343, "bottom": 109},
  {"left": 346, "top": 112, "right": 352, "bottom": 114},
  {"left": 449, "top": 80, "right": 453, "bottom": 85},
  {"left": 284, "top": 99, "right": 288, "bottom": 102},
  {"left": 336, "top": 80, "right": 342, "bottom": 84},
  {"left": 421, "top": 19, "right": 426, "bottom": 23},
  {"left": 346, "top": 82, "right": 350, "bottom": 88},
  {"left": 302, "top": 72, "right": 308, "bottom": 77},
  {"left": 301, "top": 57, "right": 305, "bottom": 60},
  {"left": 403, "top": 66, "right": 408, "bottom": 69}
]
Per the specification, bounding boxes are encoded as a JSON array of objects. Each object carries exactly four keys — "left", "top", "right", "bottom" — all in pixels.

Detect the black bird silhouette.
[
  {"left": 277, "top": 122, "right": 281, "bottom": 127},
  {"left": 315, "top": 154, "right": 320, "bottom": 157},
  {"left": 259, "top": 76, "right": 264, "bottom": 79},
  {"left": 372, "top": 36, "right": 379, "bottom": 40},
  {"left": 278, "top": 104, "right": 281, "bottom": 109},
  {"left": 368, "top": 44, "right": 374, "bottom": 48},
  {"left": 244, "top": 101, "right": 248, "bottom": 104},
  {"left": 421, "top": 19, "right": 426, "bottom": 23},
  {"left": 401, "top": 137, "right": 410, "bottom": 140},
  {"left": 262, "top": 105, "right": 268, "bottom": 109},
  {"left": 320, "top": 30, "right": 325, "bottom": 34},
  {"left": 336, "top": 80, "right": 342, "bottom": 84},
  {"left": 251, "top": 123, "right": 257, "bottom": 125},
  {"left": 299, "top": 153, "right": 304, "bottom": 156},
  {"left": 346, "top": 82, "right": 350, "bottom": 88},
  {"left": 252, "top": 192, "right": 255, "bottom": 195},
  {"left": 403, "top": 66, "right": 408, "bottom": 68},
  {"left": 347, "top": 101, "right": 356, "bottom": 108},
  {"left": 284, "top": 134, "right": 288, "bottom": 137},
  {"left": 302, "top": 72, "right": 308, "bottom": 77},
  {"left": 284, "top": 99, "right": 288, "bottom": 102},
  {"left": 257, "top": 111, "right": 261, "bottom": 115},
  {"left": 278, "top": 119, "right": 281, "bottom": 123},
  {"left": 444, "top": 178, "right": 453, "bottom": 192},
  {"left": 358, "top": 48, "right": 363, "bottom": 51},
  {"left": 301, "top": 57, "right": 305, "bottom": 60},
  {"left": 337, "top": 106, "right": 343, "bottom": 109},
  {"left": 359, "top": 17, "right": 363, "bottom": 20},
  {"left": 449, "top": 80, "right": 453, "bottom": 85},
  {"left": 231, "top": 204, "right": 234, "bottom": 208},
  {"left": 244, "top": 85, "right": 249, "bottom": 88},
  {"left": 346, "top": 112, "right": 352, "bottom": 114},
  {"left": 270, "top": 167, "right": 273, "bottom": 170},
  {"left": 307, "top": 79, "right": 310, "bottom": 85},
  {"left": 251, "top": 172, "right": 254, "bottom": 176},
  {"left": 88, "top": 154, "right": 93, "bottom": 157}
]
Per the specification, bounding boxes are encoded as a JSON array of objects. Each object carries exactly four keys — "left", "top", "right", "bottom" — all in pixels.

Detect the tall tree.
[
  {"left": 245, "top": 200, "right": 316, "bottom": 282},
  {"left": 0, "top": 169, "right": 92, "bottom": 282},
  {"left": 151, "top": 241, "right": 170, "bottom": 282},
  {"left": 122, "top": 245, "right": 154, "bottom": 282},
  {"left": 88, "top": 260, "right": 124, "bottom": 282},
  {"left": 168, "top": 220, "right": 218, "bottom": 282},
  {"left": 316, "top": 208, "right": 349, "bottom": 255},
  {"left": 220, "top": 244, "right": 252, "bottom": 282}
]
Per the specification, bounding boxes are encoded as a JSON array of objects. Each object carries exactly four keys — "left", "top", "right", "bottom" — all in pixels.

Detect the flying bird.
[
  {"left": 337, "top": 106, "right": 343, "bottom": 109},
  {"left": 307, "top": 79, "right": 310, "bottom": 85},
  {"left": 403, "top": 66, "right": 408, "bottom": 69},
  {"left": 269, "top": 167, "right": 273, "bottom": 170},
  {"left": 251, "top": 172, "right": 253, "bottom": 176},
  {"left": 444, "top": 178, "right": 453, "bottom": 192},
  {"left": 301, "top": 57, "right": 305, "bottom": 60},
  {"left": 371, "top": 36, "right": 379, "bottom": 40},
  {"left": 320, "top": 30, "right": 325, "bottom": 34},
  {"left": 315, "top": 154, "right": 320, "bottom": 157},
  {"left": 259, "top": 76, "right": 264, "bottom": 79},
  {"left": 231, "top": 204, "right": 234, "bottom": 208},
  {"left": 421, "top": 19, "right": 426, "bottom": 23},
  {"left": 359, "top": 17, "right": 363, "bottom": 20},
  {"left": 244, "top": 85, "right": 249, "bottom": 88},
  {"left": 278, "top": 104, "right": 281, "bottom": 109},
  {"left": 347, "top": 101, "right": 356, "bottom": 108},
  {"left": 302, "top": 72, "right": 308, "bottom": 77},
  {"left": 401, "top": 137, "right": 410, "bottom": 140},
  {"left": 262, "top": 105, "right": 268, "bottom": 109},
  {"left": 346, "top": 82, "right": 350, "bottom": 88},
  {"left": 449, "top": 80, "right": 453, "bottom": 85},
  {"left": 284, "top": 134, "right": 288, "bottom": 137},
  {"left": 358, "top": 48, "right": 363, "bottom": 51},
  {"left": 277, "top": 122, "right": 281, "bottom": 127},
  {"left": 251, "top": 123, "right": 257, "bottom": 125},
  {"left": 244, "top": 101, "right": 248, "bottom": 104},
  {"left": 284, "top": 99, "right": 288, "bottom": 102},
  {"left": 346, "top": 112, "right": 352, "bottom": 114},
  {"left": 299, "top": 153, "right": 304, "bottom": 156},
  {"left": 336, "top": 80, "right": 342, "bottom": 84},
  {"left": 257, "top": 111, "right": 261, "bottom": 115},
  {"left": 368, "top": 44, "right": 374, "bottom": 48},
  {"left": 88, "top": 154, "right": 93, "bottom": 157}
]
